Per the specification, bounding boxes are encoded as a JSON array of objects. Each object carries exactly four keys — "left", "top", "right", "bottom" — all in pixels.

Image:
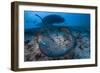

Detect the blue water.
[
  {"left": 24, "top": 11, "right": 90, "bottom": 30},
  {"left": 24, "top": 11, "right": 90, "bottom": 59}
]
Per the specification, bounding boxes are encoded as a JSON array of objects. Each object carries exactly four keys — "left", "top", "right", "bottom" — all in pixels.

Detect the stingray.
[{"left": 43, "top": 14, "right": 65, "bottom": 25}]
